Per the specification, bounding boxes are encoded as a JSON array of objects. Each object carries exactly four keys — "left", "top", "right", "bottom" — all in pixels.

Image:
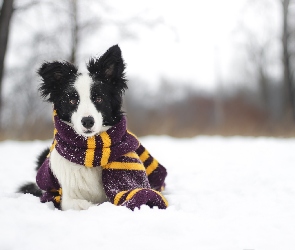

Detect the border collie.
[{"left": 19, "top": 45, "right": 168, "bottom": 211}]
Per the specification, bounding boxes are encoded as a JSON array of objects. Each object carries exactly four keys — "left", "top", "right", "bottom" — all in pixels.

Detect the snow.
[{"left": 0, "top": 136, "right": 295, "bottom": 250}]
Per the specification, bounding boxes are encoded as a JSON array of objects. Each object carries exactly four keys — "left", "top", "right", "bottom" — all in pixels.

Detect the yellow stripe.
[
  {"left": 54, "top": 196, "right": 61, "bottom": 203},
  {"left": 52, "top": 110, "right": 58, "bottom": 121},
  {"left": 127, "top": 130, "right": 138, "bottom": 139},
  {"left": 47, "top": 128, "right": 58, "bottom": 157},
  {"left": 146, "top": 159, "right": 159, "bottom": 176},
  {"left": 124, "top": 152, "right": 139, "bottom": 159},
  {"left": 139, "top": 150, "right": 150, "bottom": 163},
  {"left": 50, "top": 188, "right": 63, "bottom": 204},
  {"left": 126, "top": 188, "right": 143, "bottom": 201},
  {"left": 116, "top": 189, "right": 168, "bottom": 208},
  {"left": 152, "top": 190, "right": 168, "bottom": 207},
  {"left": 48, "top": 139, "right": 57, "bottom": 157},
  {"left": 103, "top": 162, "right": 145, "bottom": 171},
  {"left": 127, "top": 130, "right": 140, "bottom": 147},
  {"left": 100, "top": 132, "right": 111, "bottom": 166},
  {"left": 114, "top": 190, "right": 128, "bottom": 205},
  {"left": 84, "top": 136, "right": 96, "bottom": 167}
]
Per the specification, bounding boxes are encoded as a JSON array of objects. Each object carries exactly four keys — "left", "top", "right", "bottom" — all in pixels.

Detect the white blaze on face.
[{"left": 71, "top": 74, "right": 103, "bottom": 137}]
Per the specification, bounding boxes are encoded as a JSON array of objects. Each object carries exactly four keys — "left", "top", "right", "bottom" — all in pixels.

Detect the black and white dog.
[
  {"left": 20, "top": 45, "right": 127, "bottom": 210},
  {"left": 19, "top": 45, "right": 168, "bottom": 211}
]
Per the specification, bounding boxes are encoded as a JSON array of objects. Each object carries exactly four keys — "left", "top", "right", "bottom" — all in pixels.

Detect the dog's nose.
[{"left": 81, "top": 116, "right": 94, "bottom": 129}]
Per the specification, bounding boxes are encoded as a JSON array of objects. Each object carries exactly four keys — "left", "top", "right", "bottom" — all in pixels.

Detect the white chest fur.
[{"left": 50, "top": 148, "right": 108, "bottom": 210}]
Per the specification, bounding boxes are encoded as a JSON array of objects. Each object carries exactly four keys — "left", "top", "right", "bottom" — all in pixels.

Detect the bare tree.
[
  {"left": 0, "top": 0, "right": 171, "bottom": 139},
  {"left": 246, "top": 35, "right": 271, "bottom": 114},
  {"left": 236, "top": 0, "right": 291, "bottom": 121},
  {"left": 69, "top": 0, "right": 78, "bottom": 64},
  {"left": 281, "top": 0, "right": 295, "bottom": 121},
  {"left": 0, "top": 0, "right": 14, "bottom": 124}
]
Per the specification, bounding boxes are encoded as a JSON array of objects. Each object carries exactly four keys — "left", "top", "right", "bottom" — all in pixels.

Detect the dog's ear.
[
  {"left": 38, "top": 61, "right": 78, "bottom": 102},
  {"left": 87, "top": 45, "right": 127, "bottom": 91}
]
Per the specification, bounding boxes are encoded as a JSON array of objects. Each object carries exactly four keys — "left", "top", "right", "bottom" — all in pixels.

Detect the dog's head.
[{"left": 38, "top": 45, "right": 127, "bottom": 137}]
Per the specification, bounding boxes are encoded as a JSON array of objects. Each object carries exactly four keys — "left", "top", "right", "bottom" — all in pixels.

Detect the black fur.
[
  {"left": 87, "top": 45, "right": 127, "bottom": 125},
  {"left": 38, "top": 61, "right": 80, "bottom": 123},
  {"left": 38, "top": 61, "right": 79, "bottom": 103},
  {"left": 17, "top": 45, "right": 128, "bottom": 196},
  {"left": 87, "top": 45, "right": 127, "bottom": 88},
  {"left": 38, "top": 44, "right": 127, "bottom": 126},
  {"left": 36, "top": 148, "right": 50, "bottom": 171},
  {"left": 18, "top": 182, "right": 42, "bottom": 197}
]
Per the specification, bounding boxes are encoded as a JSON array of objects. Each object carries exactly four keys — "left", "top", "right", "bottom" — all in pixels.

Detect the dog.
[{"left": 18, "top": 45, "right": 168, "bottom": 211}]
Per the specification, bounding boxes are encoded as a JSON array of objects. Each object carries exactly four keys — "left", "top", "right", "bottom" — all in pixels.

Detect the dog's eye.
[
  {"left": 95, "top": 97, "right": 103, "bottom": 104},
  {"left": 70, "top": 99, "right": 78, "bottom": 105}
]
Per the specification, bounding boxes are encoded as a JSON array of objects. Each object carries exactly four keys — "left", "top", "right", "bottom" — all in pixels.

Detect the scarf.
[
  {"left": 36, "top": 111, "right": 168, "bottom": 210},
  {"left": 50, "top": 110, "right": 139, "bottom": 168}
]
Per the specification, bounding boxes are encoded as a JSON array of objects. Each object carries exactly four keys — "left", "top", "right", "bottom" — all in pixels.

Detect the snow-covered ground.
[{"left": 0, "top": 136, "right": 294, "bottom": 250}]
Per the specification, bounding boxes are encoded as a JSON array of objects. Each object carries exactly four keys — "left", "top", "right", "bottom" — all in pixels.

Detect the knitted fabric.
[{"left": 36, "top": 112, "right": 168, "bottom": 210}]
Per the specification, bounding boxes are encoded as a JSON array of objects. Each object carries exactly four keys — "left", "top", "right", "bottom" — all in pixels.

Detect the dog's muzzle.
[{"left": 81, "top": 116, "right": 94, "bottom": 129}]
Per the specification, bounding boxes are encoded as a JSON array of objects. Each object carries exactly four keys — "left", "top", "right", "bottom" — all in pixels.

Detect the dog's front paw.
[
  {"left": 122, "top": 189, "right": 168, "bottom": 211},
  {"left": 61, "top": 198, "right": 94, "bottom": 211}
]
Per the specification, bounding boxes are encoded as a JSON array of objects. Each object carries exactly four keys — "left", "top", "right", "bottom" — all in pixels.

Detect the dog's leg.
[{"left": 61, "top": 195, "right": 95, "bottom": 211}]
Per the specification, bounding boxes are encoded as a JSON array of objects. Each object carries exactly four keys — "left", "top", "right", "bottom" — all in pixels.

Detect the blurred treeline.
[{"left": 0, "top": 0, "right": 295, "bottom": 140}]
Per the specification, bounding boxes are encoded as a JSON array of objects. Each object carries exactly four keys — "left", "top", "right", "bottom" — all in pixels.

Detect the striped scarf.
[
  {"left": 50, "top": 110, "right": 139, "bottom": 168},
  {"left": 38, "top": 111, "right": 168, "bottom": 210}
]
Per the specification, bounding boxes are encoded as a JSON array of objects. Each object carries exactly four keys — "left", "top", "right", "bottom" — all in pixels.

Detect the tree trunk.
[
  {"left": 0, "top": 0, "right": 14, "bottom": 126},
  {"left": 281, "top": 0, "right": 295, "bottom": 122},
  {"left": 69, "top": 0, "right": 78, "bottom": 64}
]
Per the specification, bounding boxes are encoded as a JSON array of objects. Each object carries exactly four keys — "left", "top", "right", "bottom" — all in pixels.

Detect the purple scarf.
[
  {"left": 51, "top": 111, "right": 139, "bottom": 168},
  {"left": 37, "top": 112, "right": 168, "bottom": 210}
]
